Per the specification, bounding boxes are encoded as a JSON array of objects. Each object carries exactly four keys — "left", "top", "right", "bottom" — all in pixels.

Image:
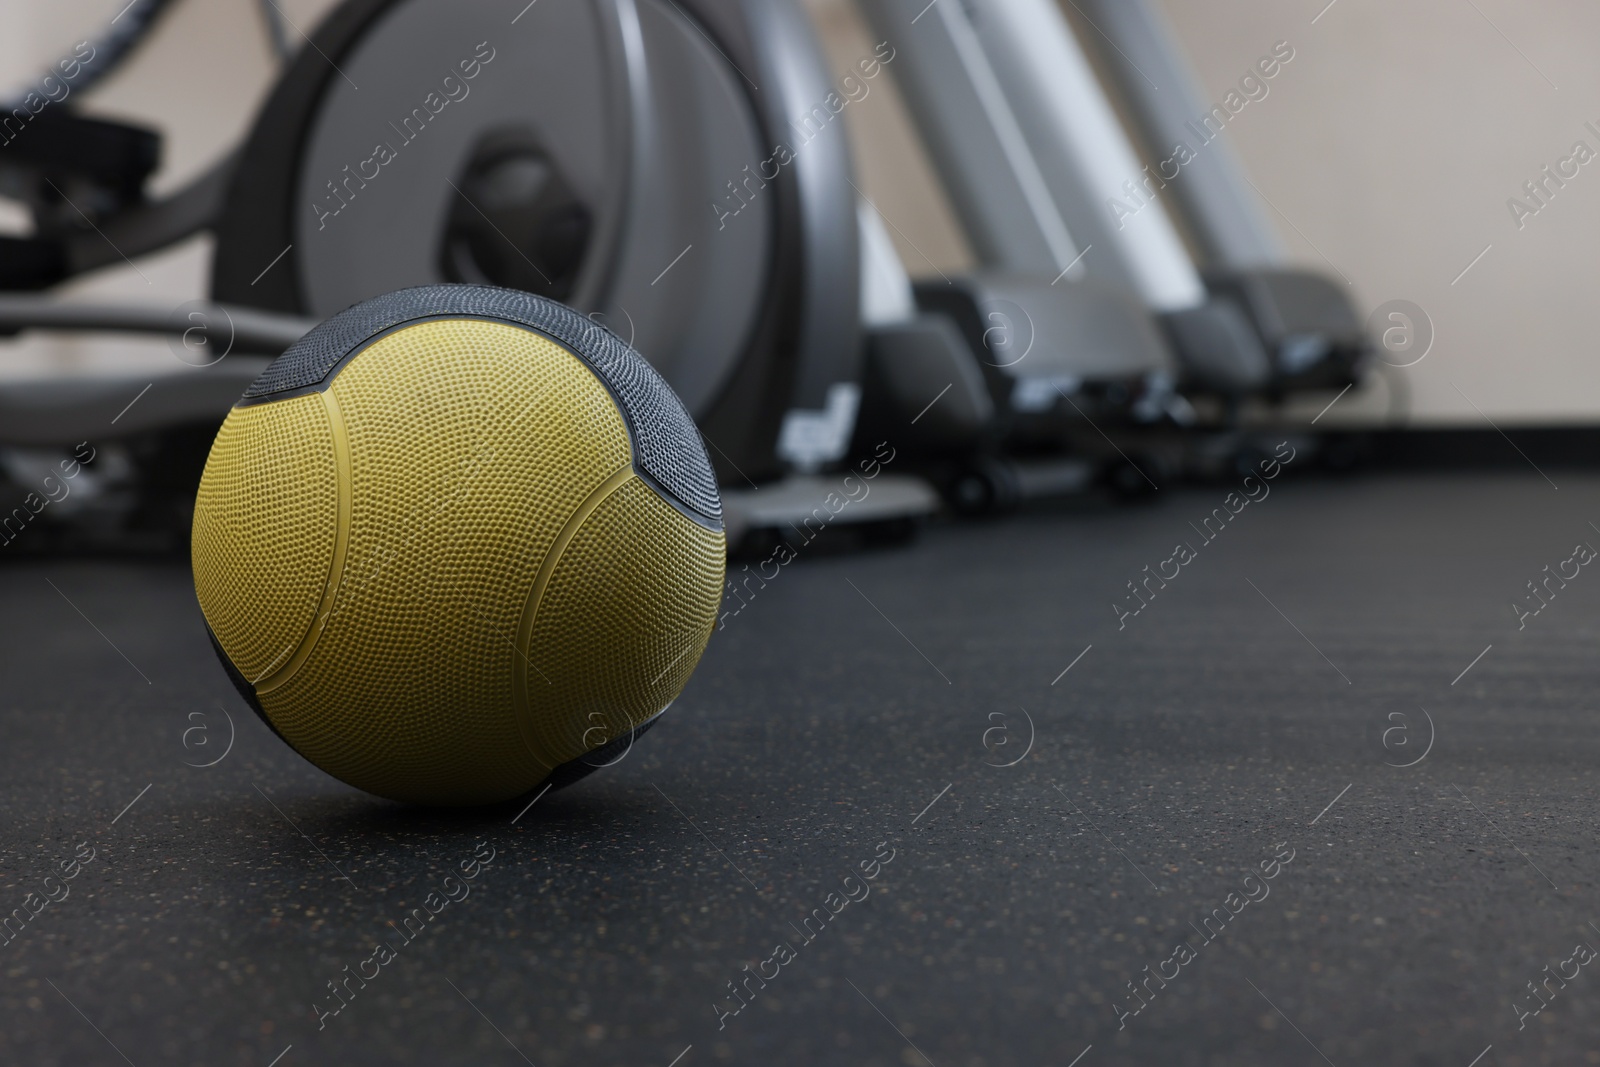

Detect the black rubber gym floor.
[{"left": 3, "top": 469, "right": 1598, "bottom": 1067}]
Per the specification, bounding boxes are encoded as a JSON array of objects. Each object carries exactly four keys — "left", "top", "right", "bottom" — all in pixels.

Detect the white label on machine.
[{"left": 777, "top": 383, "right": 862, "bottom": 471}]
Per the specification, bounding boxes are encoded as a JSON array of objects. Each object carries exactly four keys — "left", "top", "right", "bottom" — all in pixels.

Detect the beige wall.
[
  {"left": 6, "top": 0, "right": 1598, "bottom": 426},
  {"left": 811, "top": 0, "right": 1600, "bottom": 426},
  {"left": 1156, "top": 0, "right": 1600, "bottom": 425}
]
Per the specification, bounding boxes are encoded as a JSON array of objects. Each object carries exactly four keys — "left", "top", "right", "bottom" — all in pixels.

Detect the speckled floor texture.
[{"left": 2, "top": 470, "right": 1599, "bottom": 1067}]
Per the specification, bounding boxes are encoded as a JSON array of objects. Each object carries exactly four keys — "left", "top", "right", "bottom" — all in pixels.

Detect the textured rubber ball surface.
[
  {"left": 242, "top": 283, "right": 721, "bottom": 526},
  {"left": 193, "top": 288, "right": 725, "bottom": 805}
]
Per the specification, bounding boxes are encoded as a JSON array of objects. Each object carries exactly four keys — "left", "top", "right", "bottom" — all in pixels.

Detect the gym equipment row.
[{"left": 0, "top": 0, "right": 1370, "bottom": 552}]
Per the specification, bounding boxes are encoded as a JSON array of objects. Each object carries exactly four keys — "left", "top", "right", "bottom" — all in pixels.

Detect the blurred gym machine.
[
  {"left": 853, "top": 0, "right": 1367, "bottom": 506},
  {"left": 0, "top": 0, "right": 937, "bottom": 554},
  {"left": 1070, "top": 0, "right": 1367, "bottom": 394}
]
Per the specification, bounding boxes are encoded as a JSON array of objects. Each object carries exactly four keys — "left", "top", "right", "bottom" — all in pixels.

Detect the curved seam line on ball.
[
  {"left": 234, "top": 315, "right": 523, "bottom": 405},
  {"left": 235, "top": 311, "right": 720, "bottom": 527},
  {"left": 509, "top": 464, "right": 637, "bottom": 772},
  {"left": 635, "top": 464, "right": 724, "bottom": 533},
  {"left": 256, "top": 388, "right": 354, "bottom": 696}
]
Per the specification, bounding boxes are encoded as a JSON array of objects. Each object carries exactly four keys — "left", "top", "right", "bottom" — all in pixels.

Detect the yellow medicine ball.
[{"left": 192, "top": 285, "right": 725, "bottom": 805}]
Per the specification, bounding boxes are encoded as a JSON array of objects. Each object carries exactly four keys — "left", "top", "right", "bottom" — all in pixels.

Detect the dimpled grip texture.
[
  {"left": 243, "top": 284, "right": 721, "bottom": 526},
  {"left": 194, "top": 301, "right": 725, "bottom": 806},
  {"left": 516, "top": 477, "right": 725, "bottom": 766},
  {"left": 192, "top": 393, "right": 340, "bottom": 684}
]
